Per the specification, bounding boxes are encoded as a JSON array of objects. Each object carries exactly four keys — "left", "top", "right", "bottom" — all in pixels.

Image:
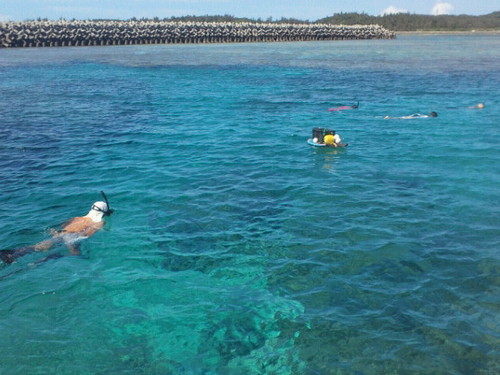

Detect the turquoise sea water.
[{"left": 0, "top": 34, "right": 499, "bottom": 374}]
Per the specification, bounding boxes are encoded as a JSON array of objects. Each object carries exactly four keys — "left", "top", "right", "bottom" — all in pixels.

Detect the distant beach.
[{"left": 397, "top": 29, "right": 500, "bottom": 35}]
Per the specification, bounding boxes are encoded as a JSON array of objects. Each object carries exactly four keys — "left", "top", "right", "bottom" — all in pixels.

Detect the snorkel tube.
[{"left": 100, "top": 191, "right": 114, "bottom": 216}]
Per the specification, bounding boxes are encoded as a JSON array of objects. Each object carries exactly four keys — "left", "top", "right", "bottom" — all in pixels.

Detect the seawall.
[{"left": 0, "top": 20, "right": 395, "bottom": 48}]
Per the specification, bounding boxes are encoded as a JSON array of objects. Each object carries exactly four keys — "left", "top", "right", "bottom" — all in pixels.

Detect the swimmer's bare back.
[
  {"left": 60, "top": 216, "right": 104, "bottom": 237},
  {"left": 33, "top": 217, "right": 105, "bottom": 255}
]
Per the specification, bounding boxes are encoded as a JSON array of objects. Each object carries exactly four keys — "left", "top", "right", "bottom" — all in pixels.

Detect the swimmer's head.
[
  {"left": 477, "top": 103, "right": 485, "bottom": 109},
  {"left": 430, "top": 112, "right": 438, "bottom": 117},
  {"left": 92, "top": 201, "right": 109, "bottom": 213},
  {"left": 86, "top": 201, "right": 110, "bottom": 222}
]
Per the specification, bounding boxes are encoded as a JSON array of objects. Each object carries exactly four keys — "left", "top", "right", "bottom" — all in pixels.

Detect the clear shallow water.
[{"left": 0, "top": 34, "right": 499, "bottom": 374}]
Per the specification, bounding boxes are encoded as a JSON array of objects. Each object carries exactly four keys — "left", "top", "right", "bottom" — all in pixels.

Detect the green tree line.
[{"left": 317, "top": 12, "right": 500, "bottom": 31}]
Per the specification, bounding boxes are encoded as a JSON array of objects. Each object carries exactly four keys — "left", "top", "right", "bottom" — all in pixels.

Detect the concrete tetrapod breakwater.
[{"left": 0, "top": 20, "right": 395, "bottom": 48}]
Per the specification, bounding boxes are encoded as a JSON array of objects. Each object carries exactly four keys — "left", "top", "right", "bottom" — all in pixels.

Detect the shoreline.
[{"left": 397, "top": 29, "right": 500, "bottom": 35}]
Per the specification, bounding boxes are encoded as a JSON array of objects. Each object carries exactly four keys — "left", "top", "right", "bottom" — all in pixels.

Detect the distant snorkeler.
[
  {"left": 385, "top": 112, "right": 438, "bottom": 119},
  {"left": 469, "top": 103, "right": 485, "bottom": 109},
  {"left": 0, "top": 192, "right": 113, "bottom": 265},
  {"left": 328, "top": 102, "right": 359, "bottom": 112}
]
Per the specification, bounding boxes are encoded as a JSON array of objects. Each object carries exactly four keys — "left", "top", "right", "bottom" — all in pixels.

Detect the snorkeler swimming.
[
  {"left": 0, "top": 192, "right": 113, "bottom": 264},
  {"left": 385, "top": 112, "right": 438, "bottom": 119},
  {"left": 328, "top": 102, "right": 359, "bottom": 112}
]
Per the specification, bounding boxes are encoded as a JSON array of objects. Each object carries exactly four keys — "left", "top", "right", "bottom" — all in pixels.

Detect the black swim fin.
[
  {"left": 0, "top": 246, "right": 36, "bottom": 264},
  {"left": 0, "top": 250, "right": 16, "bottom": 264}
]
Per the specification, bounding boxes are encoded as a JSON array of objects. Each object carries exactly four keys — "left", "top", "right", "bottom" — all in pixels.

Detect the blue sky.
[{"left": 1, "top": 0, "right": 498, "bottom": 22}]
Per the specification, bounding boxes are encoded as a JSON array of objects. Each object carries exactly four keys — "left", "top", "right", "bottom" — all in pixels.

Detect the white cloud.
[
  {"left": 0, "top": 14, "right": 11, "bottom": 22},
  {"left": 381, "top": 6, "right": 408, "bottom": 16},
  {"left": 431, "top": 2, "right": 454, "bottom": 15}
]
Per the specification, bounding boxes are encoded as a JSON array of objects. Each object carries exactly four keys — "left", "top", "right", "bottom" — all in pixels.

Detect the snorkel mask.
[{"left": 96, "top": 191, "right": 114, "bottom": 216}]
